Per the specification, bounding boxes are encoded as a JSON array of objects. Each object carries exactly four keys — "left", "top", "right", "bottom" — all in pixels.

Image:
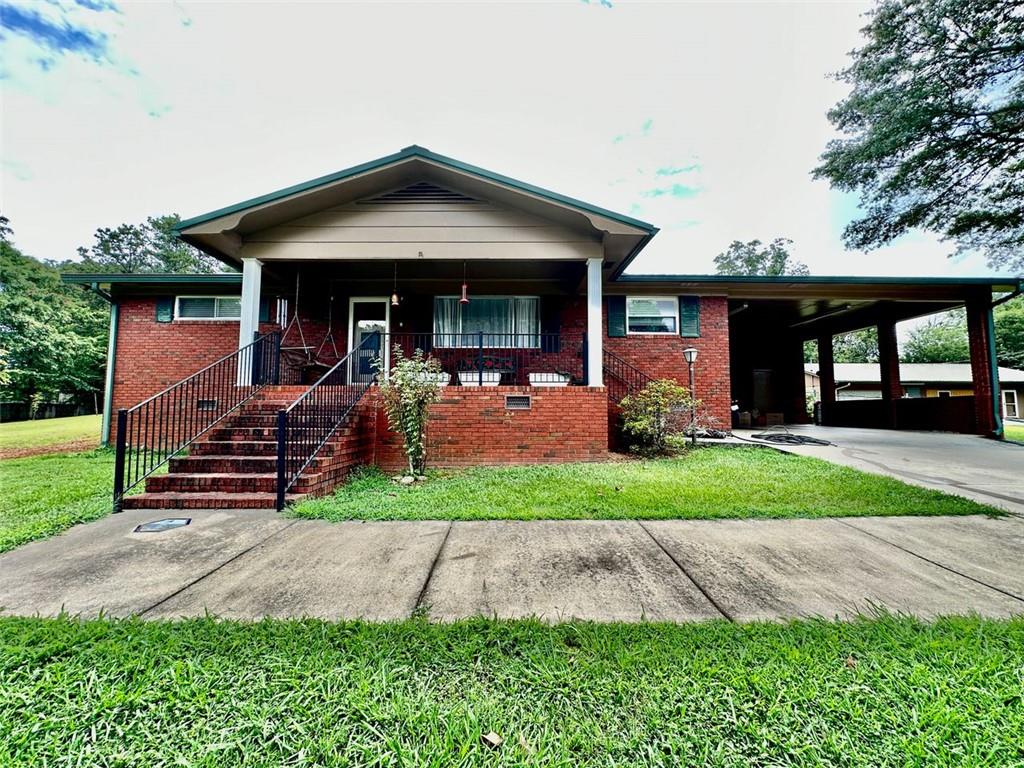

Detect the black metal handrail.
[
  {"left": 378, "top": 332, "right": 585, "bottom": 386},
  {"left": 603, "top": 347, "right": 652, "bottom": 403},
  {"left": 275, "top": 333, "right": 378, "bottom": 510},
  {"left": 112, "top": 331, "right": 281, "bottom": 511}
]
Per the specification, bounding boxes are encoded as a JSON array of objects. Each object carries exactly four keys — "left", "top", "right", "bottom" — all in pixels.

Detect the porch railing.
[
  {"left": 376, "top": 332, "right": 586, "bottom": 386},
  {"left": 603, "top": 348, "right": 652, "bottom": 402},
  {"left": 112, "top": 331, "right": 281, "bottom": 511},
  {"left": 275, "top": 333, "right": 378, "bottom": 510}
]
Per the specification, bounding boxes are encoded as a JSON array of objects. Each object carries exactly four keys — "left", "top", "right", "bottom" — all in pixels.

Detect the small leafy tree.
[
  {"left": 619, "top": 379, "right": 698, "bottom": 456},
  {"left": 373, "top": 345, "right": 444, "bottom": 476},
  {"left": 714, "top": 237, "right": 809, "bottom": 276}
]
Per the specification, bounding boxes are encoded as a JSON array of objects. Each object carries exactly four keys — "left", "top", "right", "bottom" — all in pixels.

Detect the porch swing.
[{"left": 279, "top": 273, "right": 339, "bottom": 384}]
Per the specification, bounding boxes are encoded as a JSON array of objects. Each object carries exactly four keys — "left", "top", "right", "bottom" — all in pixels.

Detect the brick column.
[
  {"left": 817, "top": 333, "right": 835, "bottom": 425},
  {"left": 877, "top": 318, "right": 902, "bottom": 427},
  {"left": 966, "top": 294, "right": 1002, "bottom": 436}
]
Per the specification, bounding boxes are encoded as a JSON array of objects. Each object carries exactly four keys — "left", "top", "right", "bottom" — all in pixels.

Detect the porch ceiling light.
[
  {"left": 391, "top": 261, "right": 400, "bottom": 307},
  {"left": 682, "top": 347, "right": 698, "bottom": 364},
  {"left": 460, "top": 261, "right": 470, "bottom": 305}
]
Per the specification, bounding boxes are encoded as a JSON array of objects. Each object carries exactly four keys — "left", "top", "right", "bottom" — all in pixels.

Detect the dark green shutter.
[
  {"left": 678, "top": 296, "right": 700, "bottom": 337},
  {"left": 155, "top": 297, "right": 174, "bottom": 323},
  {"left": 259, "top": 297, "right": 271, "bottom": 323},
  {"left": 607, "top": 296, "right": 626, "bottom": 337}
]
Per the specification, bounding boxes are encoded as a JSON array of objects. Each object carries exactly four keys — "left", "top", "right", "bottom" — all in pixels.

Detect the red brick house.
[{"left": 64, "top": 146, "right": 1020, "bottom": 511}]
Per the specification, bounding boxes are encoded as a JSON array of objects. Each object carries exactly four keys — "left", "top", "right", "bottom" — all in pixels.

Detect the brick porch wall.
[{"left": 371, "top": 386, "right": 609, "bottom": 471}]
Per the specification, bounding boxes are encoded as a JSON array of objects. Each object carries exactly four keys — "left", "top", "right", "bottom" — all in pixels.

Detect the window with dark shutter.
[{"left": 678, "top": 296, "right": 700, "bottom": 337}]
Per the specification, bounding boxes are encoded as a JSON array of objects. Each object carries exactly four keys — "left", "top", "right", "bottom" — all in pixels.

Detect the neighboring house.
[
  {"left": 63, "top": 146, "right": 1021, "bottom": 510},
  {"left": 805, "top": 363, "right": 1024, "bottom": 419}
]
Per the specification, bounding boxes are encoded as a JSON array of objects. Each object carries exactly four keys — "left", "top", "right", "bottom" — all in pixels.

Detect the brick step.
[
  {"left": 209, "top": 426, "right": 279, "bottom": 440},
  {"left": 146, "top": 471, "right": 333, "bottom": 495},
  {"left": 191, "top": 440, "right": 278, "bottom": 456},
  {"left": 146, "top": 473, "right": 279, "bottom": 493},
  {"left": 122, "top": 491, "right": 302, "bottom": 510},
  {"left": 169, "top": 455, "right": 279, "bottom": 473}
]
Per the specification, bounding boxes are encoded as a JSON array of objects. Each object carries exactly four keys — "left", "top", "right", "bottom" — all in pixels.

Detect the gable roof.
[
  {"left": 804, "top": 362, "right": 1024, "bottom": 384},
  {"left": 176, "top": 145, "right": 657, "bottom": 234}
]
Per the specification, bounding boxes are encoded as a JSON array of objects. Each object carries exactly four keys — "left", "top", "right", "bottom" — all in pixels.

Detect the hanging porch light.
[
  {"left": 460, "top": 261, "right": 470, "bottom": 304},
  {"left": 391, "top": 261, "right": 400, "bottom": 307}
]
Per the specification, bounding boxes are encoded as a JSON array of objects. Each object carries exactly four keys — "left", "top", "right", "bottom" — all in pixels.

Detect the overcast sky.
[{"left": 0, "top": 0, "right": 1000, "bottom": 280}]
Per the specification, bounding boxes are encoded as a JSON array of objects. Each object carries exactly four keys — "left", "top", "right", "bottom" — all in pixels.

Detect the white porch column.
[
  {"left": 237, "top": 258, "right": 263, "bottom": 385},
  {"left": 586, "top": 256, "right": 603, "bottom": 386}
]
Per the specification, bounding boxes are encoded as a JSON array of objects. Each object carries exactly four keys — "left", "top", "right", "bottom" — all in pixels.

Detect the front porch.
[{"left": 244, "top": 258, "right": 604, "bottom": 389}]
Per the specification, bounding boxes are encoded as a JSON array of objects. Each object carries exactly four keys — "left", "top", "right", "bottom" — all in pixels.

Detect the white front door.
[{"left": 347, "top": 297, "right": 389, "bottom": 384}]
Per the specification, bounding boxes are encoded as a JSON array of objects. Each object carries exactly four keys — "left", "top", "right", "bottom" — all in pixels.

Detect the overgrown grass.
[
  {"left": 0, "top": 613, "right": 1021, "bottom": 766},
  {"left": 293, "top": 446, "right": 997, "bottom": 521},
  {"left": 0, "top": 413, "right": 101, "bottom": 453},
  {"left": 0, "top": 449, "right": 114, "bottom": 552}
]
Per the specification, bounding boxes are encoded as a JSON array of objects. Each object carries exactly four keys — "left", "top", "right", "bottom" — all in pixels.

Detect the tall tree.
[
  {"left": 902, "top": 310, "right": 970, "bottom": 362},
  {"left": 75, "top": 214, "right": 226, "bottom": 274},
  {"left": 713, "top": 238, "right": 809, "bottom": 276},
  {"left": 815, "top": 0, "right": 1024, "bottom": 272}
]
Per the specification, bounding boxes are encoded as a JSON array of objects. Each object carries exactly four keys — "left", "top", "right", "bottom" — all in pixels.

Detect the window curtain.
[
  {"left": 513, "top": 297, "right": 539, "bottom": 348},
  {"left": 433, "top": 296, "right": 540, "bottom": 347},
  {"left": 433, "top": 297, "right": 460, "bottom": 347}
]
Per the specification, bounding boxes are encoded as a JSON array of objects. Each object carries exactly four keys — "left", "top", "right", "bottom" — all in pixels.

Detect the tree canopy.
[
  {"left": 994, "top": 295, "right": 1024, "bottom": 368},
  {"left": 815, "top": 0, "right": 1024, "bottom": 272},
  {"left": 713, "top": 238, "right": 809, "bottom": 276},
  {"left": 901, "top": 310, "right": 970, "bottom": 363},
  {"left": 74, "top": 214, "right": 227, "bottom": 274},
  {"left": 0, "top": 239, "right": 107, "bottom": 406}
]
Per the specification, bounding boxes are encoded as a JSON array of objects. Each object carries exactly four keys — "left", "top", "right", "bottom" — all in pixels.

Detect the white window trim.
[
  {"left": 936, "top": 390, "right": 952, "bottom": 397},
  {"left": 626, "top": 295, "right": 679, "bottom": 336},
  {"left": 1003, "top": 389, "right": 1019, "bottom": 418},
  {"left": 433, "top": 295, "right": 541, "bottom": 348},
  {"left": 175, "top": 295, "right": 242, "bottom": 322}
]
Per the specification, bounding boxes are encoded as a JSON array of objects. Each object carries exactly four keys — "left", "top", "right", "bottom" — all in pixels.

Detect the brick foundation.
[{"left": 370, "top": 386, "right": 609, "bottom": 471}]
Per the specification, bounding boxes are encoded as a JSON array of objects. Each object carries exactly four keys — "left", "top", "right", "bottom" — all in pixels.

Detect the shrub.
[
  {"left": 373, "top": 345, "right": 444, "bottom": 475},
  {"left": 619, "top": 379, "right": 698, "bottom": 455}
]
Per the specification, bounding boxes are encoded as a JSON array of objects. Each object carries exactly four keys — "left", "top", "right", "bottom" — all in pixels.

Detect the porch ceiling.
[
  {"left": 262, "top": 259, "right": 587, "bottom": 296},
  {"left": 729, "top": 296, "right": 968, "bottom": 340}
]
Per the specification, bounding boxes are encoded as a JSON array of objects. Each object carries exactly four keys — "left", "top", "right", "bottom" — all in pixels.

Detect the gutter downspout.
[{"left": 100, "top": 301, "right": 119, "bottom": 447}]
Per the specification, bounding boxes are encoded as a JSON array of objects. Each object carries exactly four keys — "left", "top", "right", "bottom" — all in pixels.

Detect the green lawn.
[
  {"left": 0, "top": 449, "right": 115, "bottom": 553},
  {"left": 0, "top": 413, "right": 101, "bottom": 454},
  {"left": 1005, "top": 422, "right": 1024, "bottom": 442},
  {"left": 0, "top": 614, "right": 1021, "bottom": 766},
  {"left": 293, "top": 446, "right": 997, "bottom": 521}
]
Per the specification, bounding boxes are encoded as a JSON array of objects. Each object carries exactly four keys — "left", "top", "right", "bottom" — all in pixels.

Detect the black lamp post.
[{"left": 683, "top": 347, "right": 698, "bottom": 445}]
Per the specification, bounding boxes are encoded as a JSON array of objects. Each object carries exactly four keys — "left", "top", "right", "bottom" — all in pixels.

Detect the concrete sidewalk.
[{"left": 1, "top": 510, "right": 1022, "bottom": 622}]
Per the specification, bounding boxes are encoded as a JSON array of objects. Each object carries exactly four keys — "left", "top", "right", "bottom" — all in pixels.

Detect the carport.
[{"left": 687, "top": 275, "right": 1020, "bottom": 437}]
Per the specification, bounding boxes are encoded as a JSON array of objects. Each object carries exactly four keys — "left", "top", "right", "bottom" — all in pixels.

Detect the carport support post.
[
  {"left": 817, "top": 333, "right": 835, "bottom": 425},
  {"left": 877, "top": 318, "right": 903, "bottom": 428},
  {"left": 966, "top": 294, "right": 1002, "bottom": 437}
]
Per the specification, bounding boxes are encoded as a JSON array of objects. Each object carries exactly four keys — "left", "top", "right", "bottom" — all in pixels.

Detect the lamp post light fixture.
[{"left": 682, "top": 347, "right": 698, "bottom": 445}]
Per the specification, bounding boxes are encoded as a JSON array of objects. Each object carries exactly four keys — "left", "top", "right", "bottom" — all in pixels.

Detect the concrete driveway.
[
  {"left": 1, "top": 510, "right": 1021, "bottom": 622},
  {"left": 736, "top": 425, "right": 1024, "bottom": 516}
]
